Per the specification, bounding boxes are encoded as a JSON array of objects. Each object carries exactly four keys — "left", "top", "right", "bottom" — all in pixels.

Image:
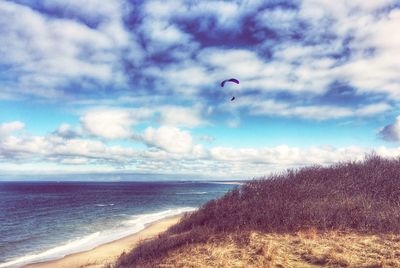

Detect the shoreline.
[
  {"left": 24, "top": 215, "right": 182, "bottom": 268},
  {"left": 209, "top": 181, "right": 244, "bottom": 185}
]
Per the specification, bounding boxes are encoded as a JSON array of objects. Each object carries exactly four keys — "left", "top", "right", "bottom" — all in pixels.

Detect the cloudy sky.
[{"left": 0, "top": 0, "right": 399, "bottom": 179}]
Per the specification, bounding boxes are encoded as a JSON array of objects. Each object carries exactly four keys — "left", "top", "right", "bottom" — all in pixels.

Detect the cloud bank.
[{"left": 0, "top": 120, "right": 399, "bottom": 177}]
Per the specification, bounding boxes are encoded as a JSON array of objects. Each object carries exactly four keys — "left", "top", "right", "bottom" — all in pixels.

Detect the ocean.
[{"left": 0, "top": 181, "right": 237, "bottom": 267}]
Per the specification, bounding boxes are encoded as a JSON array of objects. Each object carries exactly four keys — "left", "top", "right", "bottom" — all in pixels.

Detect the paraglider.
[
  {"left": 220, "top": 78, "right": 239, "bottom": 101},
  {"left": 220, "top": 78, "right": 239, "bottom": 87}
]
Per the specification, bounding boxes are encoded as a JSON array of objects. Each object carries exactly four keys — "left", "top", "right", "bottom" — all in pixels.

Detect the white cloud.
[
  {"left": 298, "top": 0, "right": 400, "bottom": 98},
  {"left": 0, "top": 121, "right": 25, "bottom": 136},
  {"left": 143, "top": 0, "right": 242, "bottom": 30},
  {"left": 81, "top": 108, "right": 151, "bottom": 139},
  {"left": 231, "top": 98, "right": 391, "bottom": 120},
  {"left": 140, "top": 1, "right": 199, "bottom": 55},
  {"left": 237, "top": 0, "right": 400, "bottom": 103},
  {"left": 0, "top": 121, "right": 400, "bottom": 177},
  {"left": 60, "top": 158, "right": 89, "bottom": 165},
  {"left": 39, "top": 0, "right": 125, "bottom": 19},
  {"left": 80, "top": 105, "right": 207, "bottom": 140},
  {"left": 198, "top": 47, "right": 334, "bottom": 96},
  {"left": 356, "top": 103, "right": 391, "bottom": 116},
  {"left": 158, "top": 106, "right": 206, "bottom": 127},
  {"left": 199, "top": 48, "right": 264, "bottom": 81},
  {"left": 0, "top": 132, "right": 137, "bottom": 164},
  {"left": 142, "top": 126, "right": 194, "bottom": 154},
  {"left": 142, "top": 0, "right": 187, "bottom": 20},
  {"left": 144, "top": 62, "right": 212, "bottom": 96},
  {"left": 53, "top": 123, "right": 82, "bottom": 139},
  {"left": 0, "top": 0, "right": 131, "bottom": 98},
  {"left": 210, "top": 145, "right": 384, "bottom": 167},
  {"left": 141, "top": 19, "right": 190, "bottom": 50}
]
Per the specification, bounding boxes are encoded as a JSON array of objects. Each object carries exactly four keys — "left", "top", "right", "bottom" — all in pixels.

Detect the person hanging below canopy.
[{"left": 220, "top": 78, "right": 239, "bottom": 101}]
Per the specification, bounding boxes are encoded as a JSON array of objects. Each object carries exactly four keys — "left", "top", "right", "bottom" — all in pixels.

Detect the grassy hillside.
[{"left": 115, "top": 155, "right": 400, "bottom": 267}]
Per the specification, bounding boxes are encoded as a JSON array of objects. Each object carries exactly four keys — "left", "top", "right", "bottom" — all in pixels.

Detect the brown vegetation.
[
  {"left": 158, "top": 231, "right": 400, "bottom": 267},
  {"left": 115, "top": 155, "right": 400, "bottom": 267}
]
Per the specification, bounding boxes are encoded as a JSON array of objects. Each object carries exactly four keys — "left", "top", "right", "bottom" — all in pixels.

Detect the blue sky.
[{"left": 0, "top": 0, "right": 399, "bottom": 178}]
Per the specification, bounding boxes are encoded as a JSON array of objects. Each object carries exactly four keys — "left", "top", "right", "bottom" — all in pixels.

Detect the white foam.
[
  {"left": 95, "top": 203, "right": 114, "bottom": 207},
  {"left": 0, "top": 207, "right": 196, "bottom": 268},
  {"left": 176, "top": 192, "right": 208, "bottom": 195}
]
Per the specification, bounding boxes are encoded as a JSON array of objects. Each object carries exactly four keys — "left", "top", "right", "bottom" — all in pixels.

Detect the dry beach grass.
[{"left": 157, "top": 230, "right": 400, "bottom": 267}]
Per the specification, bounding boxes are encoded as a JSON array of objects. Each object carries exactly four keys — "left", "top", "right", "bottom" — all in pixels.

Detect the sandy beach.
[{"left": 25, "top": 215, "right": 182, "bottom": 268}]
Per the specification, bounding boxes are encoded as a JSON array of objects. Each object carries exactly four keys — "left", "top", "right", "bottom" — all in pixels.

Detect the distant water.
[{"left": 0, "top": 181, "right": 236, "bottom": 267}]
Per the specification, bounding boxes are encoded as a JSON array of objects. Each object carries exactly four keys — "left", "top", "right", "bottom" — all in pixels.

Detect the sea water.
[{"left": 0, "top": 181, "right": 236, "bottom": 267}]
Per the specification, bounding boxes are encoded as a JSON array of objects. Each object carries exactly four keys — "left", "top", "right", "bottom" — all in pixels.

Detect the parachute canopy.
[{"left": 220, "top": 78, "right": 239, "bottom": 87}]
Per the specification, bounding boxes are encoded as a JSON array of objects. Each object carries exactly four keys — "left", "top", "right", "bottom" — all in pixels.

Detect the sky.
[{"left": 0, "top": 0, "right": 399, "bottom": 179}]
